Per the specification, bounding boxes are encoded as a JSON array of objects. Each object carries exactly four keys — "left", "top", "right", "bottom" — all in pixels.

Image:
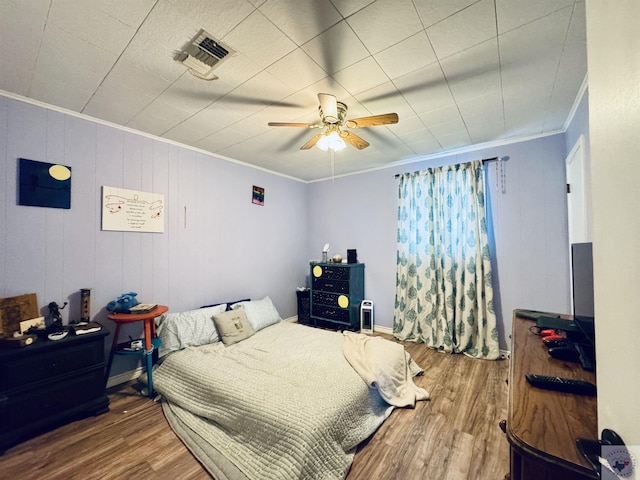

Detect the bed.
[{"left": 152, "top": 297, "right": 429, "bottom": 480}]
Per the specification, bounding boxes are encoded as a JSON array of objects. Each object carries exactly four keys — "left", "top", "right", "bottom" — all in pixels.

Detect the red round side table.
[{"left": 106, "top": 305, "right": 168, "bottom": 397}]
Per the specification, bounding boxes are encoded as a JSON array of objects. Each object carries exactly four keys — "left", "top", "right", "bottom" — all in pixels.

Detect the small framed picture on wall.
[{"left": 252, "top": 185, "right": 264, "bottom": 206}]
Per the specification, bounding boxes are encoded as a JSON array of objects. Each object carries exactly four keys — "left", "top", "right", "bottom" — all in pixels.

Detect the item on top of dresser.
[
  {"left": 47, "top": 330, "right": 69, "bottom": 341},
  {"left": 0, "top": 333, "right": 37, "bottom": 348},
  {"left": 46, "top": 301, "right": 67, "bottom": 331},
  {"left": 322, "top": 243, "right": 330, "bottom": 262},
  {"left": 106, "top": 292, "right": 140, "bottom": 313}
]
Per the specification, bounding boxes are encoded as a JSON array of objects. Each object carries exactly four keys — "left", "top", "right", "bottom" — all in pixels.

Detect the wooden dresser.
[
  {"left": 309, "top": 262, "right": 364, "bottom": 331},
  {"left": 0, "top": 328, "right": 109, "bottom": 454},
  {"left": 506, "top": 312, "right": 598, "bottom": 479}
]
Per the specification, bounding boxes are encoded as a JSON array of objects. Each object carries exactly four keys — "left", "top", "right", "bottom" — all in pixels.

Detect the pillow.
[
  {"left": 155, "top": 304, "right": 227, "bottom": 357},
  {"left": 213, "top": 308, "right": 255, "bottom": 346},
  {"left": 230, "top": 296, "right": 281, "bottom": 332},
  {"left": 200, "top": 298, "right": 250, "bottom": 311}
]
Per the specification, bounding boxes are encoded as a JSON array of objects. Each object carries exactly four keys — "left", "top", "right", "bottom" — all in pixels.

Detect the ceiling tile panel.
[
  {"left": 259, "top": 0, "right": 342, "bottom": 45},
  {"left": 419, "top": 104, "right": 464, "bottom": 128},
  {"left": 163, "top": 103, "right": 244, "bottom": 144},
  {"left": 393, "top": 64, "right": 454, "bottom": 116},
  {"left": 47, "top": 0, "right": 141, "bottom": 57},
  {"left": 223, "top": 10, "right": 297, "bottom": 69},
  {"left": 224, "top": 70, "right": 298, "bottom": 114},
  {"left": 159, "top": 75, "right": 235, "bottom": 115},
  {"left": 374, "top": 32, "right": 438, "bottom": 81},
  {"left": 499, "top": 6, "right": 573, "bottom": 73},
  {"left": 82, "top": 86, "right": 151, "bottom": 127},
  {"left": 118, "top": 2, "right": 197, "bottom": 83},
  {"left": 199, "top": 125, "right": 249, "bottom": 151},
  {"left": 211, "top": 52, "right": 264, "bottom": 88},
  {"left": 465, "top": 115, "right": 506, "bottom": 143},
  {"left": 346, "top": 0, "right": 424, "bottom": 54},
  {"left": 426, "top": 0, "right": 496, "bottom": 60},
  {"left": 354, "top": 82, "right": 414, "bottom": 123},
  {"left": 333, "top": 57, "right": 390, "bottom": 97},
  {"left": 457, "top": 91, "right": 504, "bottom": 118},
  {"left": 301, "top": 21, "right": 369, "bottom": 75},
  {"left": 82, "top": 66, "right": 166, "bottom": 125},
  {"left": 496, "top": 0, "right": 577, "bottom": 34},
  {"left": 266, "top": 48, "right": 328, "bottom": 91},
  {"left": 30, "top": 26, "right": 118, "bottom": 110},
  {"left": 331, "top": 0, "right": 377, "bottom": 18},
  {"left": 0, "top": 2, "right": 49, "bottom": 95},
  {"left": 413, "top": 0, "right": 479, "bottom": 28},
  {"left": 127, "top": 99, "right": 193, "bottom": 135},
  {"left": 98, "top": 0, "right": 158, "bottom": 28},
  {"left": 440, "top": 38, "right": 501, "bottom": 102},
  {"left": 84, "top": 61, "right": 169, "bottom": 123}
]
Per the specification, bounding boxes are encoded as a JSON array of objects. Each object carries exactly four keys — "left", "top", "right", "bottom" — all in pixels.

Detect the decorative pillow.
[
  {"left": 155, "top": 304, "right": 227, "bottom": 357},
  {"left": 230, "top": 296, "right": 281, "bottom": 332},
  {"left": 213, "top": 308, "right": 255, "bottom": 346},
  {"left": 200, "top": 298, "right": 250, "bottom": 311}
]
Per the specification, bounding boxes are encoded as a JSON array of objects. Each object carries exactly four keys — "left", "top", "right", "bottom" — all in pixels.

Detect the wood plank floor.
[{"left": 0, "top": 336, "right": 510, "bottom": 479}]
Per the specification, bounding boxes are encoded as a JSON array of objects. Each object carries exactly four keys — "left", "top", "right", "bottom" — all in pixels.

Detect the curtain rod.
[{"left": 394, "top": 157, "right": 499, "bottom": 178}]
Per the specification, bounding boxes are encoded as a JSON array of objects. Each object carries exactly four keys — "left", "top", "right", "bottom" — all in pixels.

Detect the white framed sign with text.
[{"left": 101, "top": 186, "right": 164, "bottom": 233}]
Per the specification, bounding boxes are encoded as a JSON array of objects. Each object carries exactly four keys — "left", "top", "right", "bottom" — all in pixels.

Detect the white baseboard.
[
  {"left": 373, "top": 325, "right": 392, "bottom": 335},
  {"left": 106, "top": 366, "right": 145, "bottom": 389}
]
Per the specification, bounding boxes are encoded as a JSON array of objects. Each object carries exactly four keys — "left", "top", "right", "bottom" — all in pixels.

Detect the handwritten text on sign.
[{"left": 101, "top": 186, "right": 164, "bottom": 233}]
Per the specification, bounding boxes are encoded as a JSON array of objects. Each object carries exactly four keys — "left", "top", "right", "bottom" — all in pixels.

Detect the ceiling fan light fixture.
[{"left": 317, "top": 131, "right": 346, "bottom": 152}]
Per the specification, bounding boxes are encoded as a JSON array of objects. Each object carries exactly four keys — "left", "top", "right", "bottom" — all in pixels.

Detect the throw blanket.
[
  {"left": 154, "top": 322, "right": 401, "bottom": 480},
  {"left": 343, "top": 331, "right": 430, "bottom": 407}
]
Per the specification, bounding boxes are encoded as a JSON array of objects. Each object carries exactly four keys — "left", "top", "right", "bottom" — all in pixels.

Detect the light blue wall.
[
  {"left": 308, "top": 134, "right": 571, "bottom": 349},
  {"left": 0, "top": 96, "right": 309, "bottom": 376}
]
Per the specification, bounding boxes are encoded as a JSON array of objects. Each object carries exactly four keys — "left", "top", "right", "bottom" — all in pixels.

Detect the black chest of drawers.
[
  {"left": 0, "top": 327, "right": 109, "bottom": 454},
  {"left": 309, "top": 262, "right": 364, "bottom": 330}
]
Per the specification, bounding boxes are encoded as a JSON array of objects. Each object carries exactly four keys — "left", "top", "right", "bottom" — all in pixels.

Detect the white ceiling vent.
[{"left": 176, "top": 29, "right": 235, "bottom": 81}]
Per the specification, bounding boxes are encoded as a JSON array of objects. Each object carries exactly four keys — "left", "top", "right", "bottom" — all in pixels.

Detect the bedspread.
[{"left": 153, "top": 322, "right": 397, "bottom": 480}]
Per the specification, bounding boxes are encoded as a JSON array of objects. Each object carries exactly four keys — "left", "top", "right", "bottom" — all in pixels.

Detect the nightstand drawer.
[{"left": 0, "top": 340, "right": 103, "bottom": 391}]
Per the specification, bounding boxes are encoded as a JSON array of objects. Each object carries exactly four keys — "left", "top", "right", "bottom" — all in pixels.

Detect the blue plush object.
[{"left": 107, "top": 292, "right": 140, "bottom": 313}]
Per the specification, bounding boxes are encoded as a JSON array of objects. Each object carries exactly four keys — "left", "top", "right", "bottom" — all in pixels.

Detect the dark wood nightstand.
[{"left": 0, "top": 326, "right": 110, "bottom": 454}]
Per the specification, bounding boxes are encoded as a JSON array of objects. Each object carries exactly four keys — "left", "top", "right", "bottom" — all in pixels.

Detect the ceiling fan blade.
[
  {"left": 300, "top": 134, "right": 323, "bottom": 150},
  {"left": 340, "top": 131, "right": 370, "bottom": 150},
  {"left": 318, "top": 93, "right": 338, "bottom": 123},
  {"left": 345, "top": 113, "right": 399, "bottom": 128},
  {"left": 268, "top": 122, "right": 320, "bottom": 128}
]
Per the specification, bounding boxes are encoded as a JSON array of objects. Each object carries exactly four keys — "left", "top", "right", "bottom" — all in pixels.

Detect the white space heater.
[{"left": 360, "top": 300, "right": 374, "bottom": 334}]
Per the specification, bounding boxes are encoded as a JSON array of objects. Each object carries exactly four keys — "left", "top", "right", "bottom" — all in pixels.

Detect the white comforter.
[
  {"left": 153, "top": 322, "right": 410, "bottom": 480},
  {"left": 342, "top": 331, "right": 430, "bottom": 407}
]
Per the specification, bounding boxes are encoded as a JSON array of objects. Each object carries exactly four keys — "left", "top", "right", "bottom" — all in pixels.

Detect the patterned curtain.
[{"left": 393, "top": 160, "right": 499, "bottom": 359}]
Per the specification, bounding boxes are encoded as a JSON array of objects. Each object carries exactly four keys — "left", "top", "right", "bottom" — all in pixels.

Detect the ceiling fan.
[{"left": 268, "top": 93, "right": 399, "bottom": 151}]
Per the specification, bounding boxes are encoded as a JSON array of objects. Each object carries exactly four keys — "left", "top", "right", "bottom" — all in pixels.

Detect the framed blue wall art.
[{"left": 18, "top": 158, "right": 72, "bottom": 209}]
